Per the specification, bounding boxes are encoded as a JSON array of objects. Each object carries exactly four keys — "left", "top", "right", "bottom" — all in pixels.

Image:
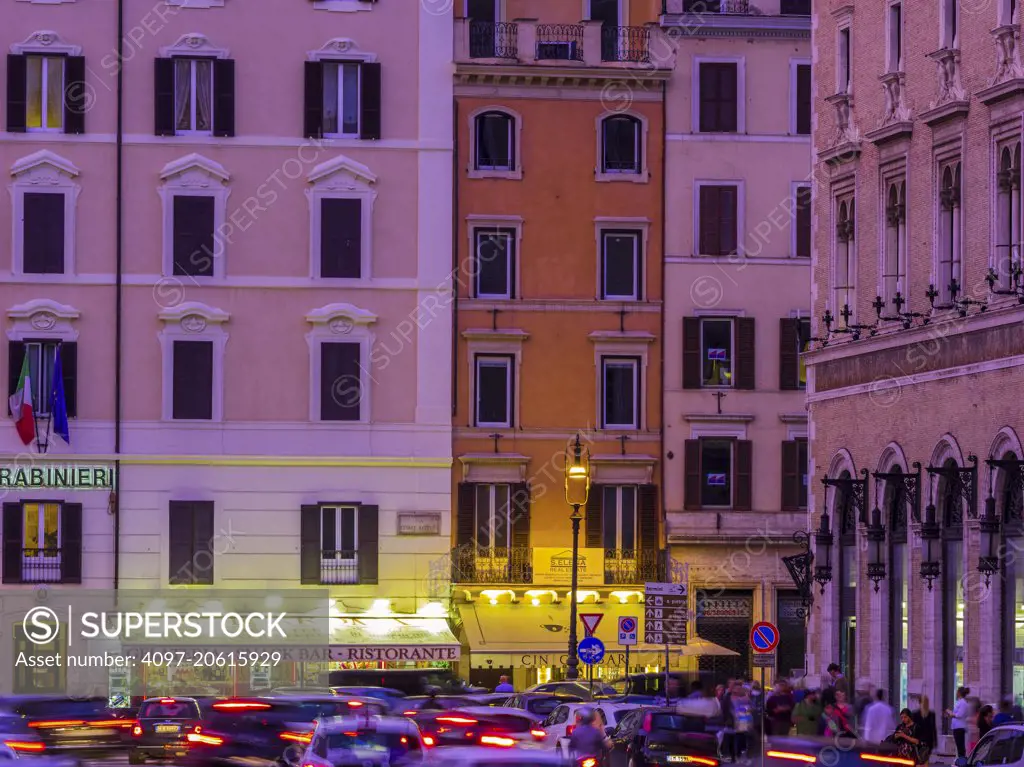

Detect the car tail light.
[
  {"left": 280, "top": 732, "right": 312, "bottom": 744},
  {"left": 92, "top": 720, "right": 129, "bottom": 727},
  {"left": 422, "top": 736, "right": 435, "bottom": 747},
  {"left": 116, "top": 720, "right": 137, "bottom": 730},
  {"left": 861, "top": 756, "right": 915, "bottom": 766},
  {"left": 565, "top": 725, "right": 575, "bottom": 736},
  {"left": 212, "top": 702, "right": 272, "bottom": 712},
  {"left": 4, "top": 741, "right": 45, "bottom": 753},
  {"left": 29, "top": 720, "right": 84, "bottom": 729},
  {"left": 679, "top": 757, "right": 718, "bottom": 766},
  {"left": 581, "top": 759, "right": 598, "bottom": 767},
  {"left": 131, "top": 726, "right": 143, "bottom": 737},
  {"left": 187, "top": 733, "right": 224, "bottom": 747},
  {"left": 766, "top": 751, "right": 816, "bottom": 764},
  {"left": 347, "top": 701, "right": 364, "bottom": 708},
  {"left": 160, "top": 699, "right": 176, "bottom": 705},
  {"left": 437, "top": 717, "right": 477, "bottom": 726},
  {"left": 480, "top": 735, "right": 515, "bottom": 748},
  {"left": 531, "top": 729, "right": 546, "bottom": 740}
]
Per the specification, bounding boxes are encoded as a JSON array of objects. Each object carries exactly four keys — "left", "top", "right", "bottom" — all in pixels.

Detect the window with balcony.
[
  {"left": 601, "top": 231, "right": 642, "bottom": 300},
  {"left": 698, "top": 62, "right": 739, "bottom": 133},
  {"left": 601, "top": 356, "right": 640, "bottom": 429},
  {"left": 883, "top": 181, "right": 907, "bottom": 314},
  {"left": 938, "top": 163, "right": 962, "bottom": 306},
  {"left": 834, "top": 196, "right": 856, "bottom": 315},
  {"left": 472, "top": 227, "right": 516, "bottom": 298},
  {"left": 600, "top": 115, "right": 642, "bottom": 175},
  {"left": 6, "top": 50, "right": 86, "bottom": 134},
  {"left": 454, "top": 482, "right": 530, "bottom": 584},
  {"left": 1, "top": 502, "right": 81, "bottom": 584},
  {"left": 684, "top": 437, "right": 753, "bottom": 511},
  {"left": 601, "top": 485, "right": 637, "bottom": 554},
  {"left": 300, "top": 503, "right": 379, "bottom": 585},
  {"left": 586, "top": 483, "right": 658, "bottom": 584},
  {"left": 474, "top": 354, "right": 513, "bottom": 427},
  {"left": 698, "top": 184, "right": 739, "bottom": 256},
  {"left": 996, "top": 143, "right": 1021, "bottom": 292},
  {"left": 475, "top": 484, "right": 511, "bottom": 554}
]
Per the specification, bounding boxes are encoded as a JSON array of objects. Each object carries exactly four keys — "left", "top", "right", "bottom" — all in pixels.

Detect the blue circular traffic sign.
[
  {"left": 750, "top": 621, "right": 779, "bottom": 653},
  {"left": 578, "top": 637, "right": 606, "bottom": 665},
  {"left": 619, "top": 617, "right": 637, "bottom": 633}
]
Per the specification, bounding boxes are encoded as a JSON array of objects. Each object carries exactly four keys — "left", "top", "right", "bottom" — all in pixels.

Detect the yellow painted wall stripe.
[{"left": 0, "top": 455, "right": 453, "bottom": 469}]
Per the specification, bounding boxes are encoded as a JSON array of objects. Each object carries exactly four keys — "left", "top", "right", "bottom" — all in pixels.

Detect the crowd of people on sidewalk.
[{"left": 673, "top": 664, "right": 1024, "bottom": 764}]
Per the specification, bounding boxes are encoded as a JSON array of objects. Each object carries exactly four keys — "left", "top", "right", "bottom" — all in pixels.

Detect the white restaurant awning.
[{"left": 329, "top": 617, "right": 460, "bottom": 663}]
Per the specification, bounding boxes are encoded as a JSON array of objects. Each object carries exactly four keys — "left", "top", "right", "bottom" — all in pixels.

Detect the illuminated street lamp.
[{"left": 564, "top": 434, "right": 591, "bottom": 681}]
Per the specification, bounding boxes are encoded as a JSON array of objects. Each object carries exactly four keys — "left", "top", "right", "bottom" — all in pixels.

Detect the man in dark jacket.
[{"left": 765, "top": 681, "right": 796, "bottom": 736}]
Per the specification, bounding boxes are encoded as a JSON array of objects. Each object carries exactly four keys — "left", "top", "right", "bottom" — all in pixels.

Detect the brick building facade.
[{"left": 807, "top": 0, "right": 1024, "bottom": 723}]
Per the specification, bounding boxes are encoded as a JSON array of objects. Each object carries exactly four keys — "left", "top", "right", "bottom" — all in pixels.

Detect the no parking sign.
[{"left": 618, "top": 616, "right": 638, "bottom": 646}]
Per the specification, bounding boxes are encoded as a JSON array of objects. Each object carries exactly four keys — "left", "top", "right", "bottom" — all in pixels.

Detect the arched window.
[
  {"left": 835, "top": 198, "right": 856, "bottom": 315},
  {"left": 884, "top": 466, "right": 909, "bottom": 710},
  {"left": 937, "top": 457, "right": 965, "bottom": 721},
  {"left": 939, "top": 163, "right": 962, "bottom": 305},
  {"left": 883, "top": 181, "right": 906, "bottom": 311},
  {"left": 474, "top": 111, "right": 515, "bottom": 172},
  {"left": 836, "top": 469, "right": 857, "bottom": 685},
  {"left": 996, "top": 145, "right": 1021, "bottom": 292},
  {"left": 999, "top": 451, "right": 1024, "bottom": 704},
  {"left": 600, "top": 115, "right": 641, "bottom": 174}
]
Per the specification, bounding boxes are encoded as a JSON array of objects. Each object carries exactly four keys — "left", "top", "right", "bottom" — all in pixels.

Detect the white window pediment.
[
  {"left": 158, "top": 302, "right": 229, "bottom": 422},
  {"left": 10, "top": 31, "right": 81, "bottom": 55},
  {"left": 308, "top": 37, "right": 378, "bottom": 62},
  {"left": 160, "top": 154, "right": 230, "bottom": 187},
  {"left": 7, "top": 299, "right": 80, "bottom": 342},
  {"left": 305, "top": 303, "right": 376, "bottom": 424},
  {"left": 306, "top": 157, "right": 378, "bottom": 281},
  {"left": 159, "top": 33, "right": 229, "bottom": 59},
  {"left": 12, "top": 150, "right": 80, "bottom": 184}
]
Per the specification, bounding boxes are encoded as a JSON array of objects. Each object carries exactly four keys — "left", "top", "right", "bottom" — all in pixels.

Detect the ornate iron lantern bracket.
[
  {"left": 986, "top": 455, "right": 1024, "bottom": 527},
  {"left": 823, "top": 469, "right": 870, "bottom": 531},
  {"left": 926, "top": 454, "right": 978, "bottom": 523},
  {"left": 783, "top": 531, "right": 815, "bottom": 612}
]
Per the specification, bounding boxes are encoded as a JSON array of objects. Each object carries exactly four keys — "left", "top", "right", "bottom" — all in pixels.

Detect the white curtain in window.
[
  {"left": 195, "top": 59, "right": 213, "bottom": 131},
  {"left": 174, "top": 59, "right": 191, "bottom": 130},
  {"left": 322, "top": 64, "right": 339, "bottom": 135}
]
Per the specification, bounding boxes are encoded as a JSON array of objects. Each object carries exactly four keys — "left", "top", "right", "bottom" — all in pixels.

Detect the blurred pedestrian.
[
  {"left": 821, "top": 699, "right": 853, "bottom": 737},
  {"left": 863, "top": 689, "right": 896, "bottom": 744},
  {"left": 946, "top": 686, "right": 970, "bottom": 758},
  {"left": 766, "top": 681, "right": 795, "bottom": 736},
  {"left": 978, "top": 704, "right": 995, "bottom": 740},
  {"left": 494, "top": 675, "right": 514, "bottom": 693},
  {"left": 912, "top": 695, "right": 937, "bottom": 766},
  {"left": 994, "top": 699, "right": 1014, "bottom": 727},
  {"left": 793, "top": 689, "right": 822, "bottom": 736}
]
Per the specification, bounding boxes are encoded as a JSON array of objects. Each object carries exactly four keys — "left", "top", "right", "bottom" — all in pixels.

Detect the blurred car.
[
  {"left": 265, "top": 694, "right": 391, "bottom": 720},
  {"left": 301, "top": 715, "right": 426, "bottom": 766},
  {"left": 766, "top": 734, "right": 923, "bottom": 767},
  {"left": 426, "top": 745, "right": 566, "bottom": 766},
  {"left": 398, "top": 696, "right": 477, "bottom": 715},
  {"left": 503, "top": 693, "right": 584, "bottom": 719},
  {"left": 541, "top": 701, "right": 639, "bottom": 756},
  {"left": 526, "top": 682, "right": 617, "bottom": 700},
  {"left": 328, "top": 687, "right": 406, "bottom": 708},
  {"left": 0, "top": 696, "right": 133, "bottom": 755},
  {"left": 413, "top": 708, "right": 547, "bottom": 749},
  {"left": 270, "top": 687, "right": 335, "bottom": 697},
  {"left": 460, "top": 693, "right": 515, "bottom": 707},
  {"left": 183, "top": 698, "right": 328, "bottom": 767},
  {"left": 128, "top": 697, "right": 201, "bottom": 764},
  {"left": 606, "top": 707, "right": 719, "bottom": 767},
  {"left": 0, "top": 740, "right": 80, "bottom": 767}
]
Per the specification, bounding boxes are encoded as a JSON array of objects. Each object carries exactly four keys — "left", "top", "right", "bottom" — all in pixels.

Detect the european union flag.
[{"left": 51, "top": 345, "right": 70, "bottom": 444}]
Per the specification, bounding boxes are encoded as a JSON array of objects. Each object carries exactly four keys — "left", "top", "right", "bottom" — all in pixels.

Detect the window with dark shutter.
[
  {"left": 359, "top": 62, "right": 382, "bottom": 141},
  {"left": 304, "top": 61, "right": 324, "bottom": 139},
  {"left": 320, "top": 198, "right": 362, "bottom": 278},
  {"left": 699, "top": 438, "right": 733, "bottom": 508},
  {"left": 682, "top": 317, "right": 701, "bottom": 390},
  {"left": 64, "top": 56, "right": 86, "bottom": 135},
  {"left": 172, "top": 196, "right": 215, "bottom": 277},
  {"left": 779, "top": 317, "right": 800, "bottom": 390},
  {"left": 357, "top": 504, "right": 379, "bottom": 584},
  {"left": 638, "top": 484, "right": 658, "bottom": 551},
  {"left": 601, "top": 231, "right": 641, "bottom": 300},
  {"left": 213, "top": 58, "right": 235, "bottom": 137},
  {"left": 510, "top": 484, "right": 530, "bottom": 549},
  {"left": 699, "top": 62, "right": 738, "bottom": 133},
  {"left": 781, "top": 439, "right": 808, "bottom": 511},
  {"left": 699, "top": 185, "right": 739, "bottom": 257},
  {"left": 7, "top": 55, "right": 28, "bottom": 133},
  {"left": 300, "top": 504, "right": 321, "bottom": 584},
  {"left": 734, "top": 440, "right": 753, "bottom": 511},
  {"left": 23, "top": 193, "right": 65, "bottom": 274},
  {"left": 154, "top": 57, "right": 176, "bottom": 136},
  {"left": 320, "top": 343, "right": 361, "bottom": 421},
  {"left": 172, "top": 340, "right": 214, "bottom": 420},
  {"left": 735, "top": 317, "right": 756, "bottom": 390},
  {"left": 168, "top": 501, "right": 214, "bottom": 585},
  {"left": 59, "top": 503, "right": 82, "bottom": 584},
  {"left": 795, "top": 186, "right": 812, "bottom": 258},
  {"left": 2, "top": 503, "right": 23, "bottom": 584},
  {"left": 475, "top": 355, "right": 512, "bottom": 427},
  {"left": 684, "top": 440, "right": 701, "bottom": 510},
  {"left": 796, "top": 64, "right": 811, "bottom": 135},
  {"left": 60, "top": 342, "right": 77, "bottom": 418},
  {"left": 585, "top": 486, "right": 603, "bottom": 548}
]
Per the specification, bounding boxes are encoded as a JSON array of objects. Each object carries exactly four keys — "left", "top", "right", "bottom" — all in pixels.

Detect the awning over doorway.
[
  {"left": 457, "top": 602, "right": 736, "bottom": 670},
  {"left": 329, "top": 617, "right": 461, "bottom": 662}
]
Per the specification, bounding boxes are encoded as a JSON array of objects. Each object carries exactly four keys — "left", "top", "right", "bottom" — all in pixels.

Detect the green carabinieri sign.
[{"left": 0, "top": 465, "right": 115, "bottom": 489}]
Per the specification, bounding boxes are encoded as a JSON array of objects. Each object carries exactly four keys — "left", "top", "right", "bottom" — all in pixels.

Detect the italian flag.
[{"left": 9, "top": 355, "right": 34, "bottom": 445}]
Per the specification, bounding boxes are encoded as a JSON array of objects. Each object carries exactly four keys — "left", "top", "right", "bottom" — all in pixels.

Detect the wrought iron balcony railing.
[
  {"left": 469, "top": 21, "right": 519, "bottom": 59},
  {"left": 604, "top": 549, "right": 664, "bottom": 584},
  {"left": 536, "top": 25, "right": 585, "bottom": 62},
  {"left": 451, "top": 546, "right": 533, "bottom": 584},
  {"left": 21, "top": 548, "right": 62, "bottom": 583},
  {"left": 320, "top": 550, "right": 359, "bottom": 585},
  {"left": 601, "top": 26, "right": 651, "bottom": 63}
]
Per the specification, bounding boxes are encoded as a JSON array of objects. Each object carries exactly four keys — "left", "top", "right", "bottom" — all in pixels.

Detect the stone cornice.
[
  {"left": 454, "top": 64, "right": 671, "bottom": 89},
  {"left": 659, "top": 14, "right": 810, "bottom": 39}
]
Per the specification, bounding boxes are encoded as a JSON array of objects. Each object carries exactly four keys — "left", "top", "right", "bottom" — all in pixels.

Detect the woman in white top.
[{"left": 945, "top": 686, "right": 971, "bottom": 758}]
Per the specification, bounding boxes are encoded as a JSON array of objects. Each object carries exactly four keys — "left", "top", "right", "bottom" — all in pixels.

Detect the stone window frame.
[
  {"left": 691, "top": 55, "right": 747, "bottom": 135},
  {"left": 305, "top": 154, "right": 378, "bottom": 282},
  {"left": 595, "top": 110, "right": 651, "bottom": 184},
  {"left": 932, "top": 139, "right": 963, "bottom": 309},
  {"left": 9, "top": 150, "right": 81, "bottom": 280},
  {"left": 463, "top": 329, "right": 527, "bottom": 430},
  {"left": 831, "top": 172, "right": 858, "bottom": 322},
  {"left": 158, "top": 301, "right": 230, "bottom": 423},
  {"left": 834, "top": 6, "right": 854, "bottom": 96},
  {"left": 158, "top": 153, "right": 232, "bottom": 281},
  {"left": 788, "top": 57, "right": 811, "bottom": 136},
  {"left": 590, "top": 331, "right": 654, "bottom": 432},
  {"left": 594, "top": 217, "right": 651, "bottom": 301},
  {"left": 992, "top": 121, "right": 1022, "bottom": 295},
  {"left": 879, "top": 158, "right": 908, "bottom": 317},
  {"left": 468, "top": 105, "right": 523, "bottom": 181},
  {"left": 305, "top": 302, "right": 377, "bottom": 424}
]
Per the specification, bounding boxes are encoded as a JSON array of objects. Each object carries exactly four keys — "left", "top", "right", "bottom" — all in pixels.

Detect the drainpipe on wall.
[
  {"left": 451, "top": 97, "right": 459, "bottom": 420},
  {"left": 113, "top": 0, "right": 124, "bottom": 595},
  {"left": 659, "top": 79, "right": 668, "bottom": 570}
]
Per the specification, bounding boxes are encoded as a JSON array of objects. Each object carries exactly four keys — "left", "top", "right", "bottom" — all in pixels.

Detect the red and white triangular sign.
[{"left": 580, "top": 613, "right": 603, "bottom": 637}]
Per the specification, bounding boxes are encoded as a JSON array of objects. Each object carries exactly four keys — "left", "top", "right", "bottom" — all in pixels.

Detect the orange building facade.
[{"left": 449, "top": 0, "right": 674, "bottom": 689}]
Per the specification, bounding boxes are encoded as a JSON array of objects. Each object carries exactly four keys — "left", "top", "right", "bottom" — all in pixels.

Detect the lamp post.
[
  {"left": 866, "top": 506, "right": 886, "bottom": 592},
  {"left": 920, "top": 502, "right": 941, "bottom": 590},
  {"left": 979, "top": 462, "right": 1001, "bottom": 585},
  {"left": 564, "top": 433, "right": 591, "bottom": 681},
  {"left": 814, "top": 506, "right": 834, "bottom": 592}
]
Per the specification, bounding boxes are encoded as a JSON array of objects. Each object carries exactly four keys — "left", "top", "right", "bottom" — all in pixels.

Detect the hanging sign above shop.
[{"left": 0, "top": 464, "right": 115, "bottom": 489}]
